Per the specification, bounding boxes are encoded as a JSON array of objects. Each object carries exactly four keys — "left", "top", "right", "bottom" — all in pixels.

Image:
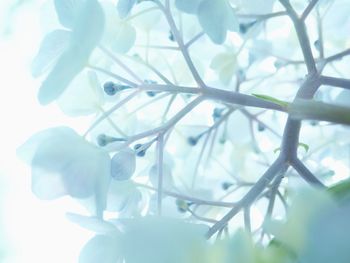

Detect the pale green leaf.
[{"left": 252, "top": 93, "right": 289, "bottom": 108}]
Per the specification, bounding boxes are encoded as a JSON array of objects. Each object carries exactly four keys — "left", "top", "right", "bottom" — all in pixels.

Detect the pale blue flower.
[
  {"left": 17, "top": 127, "right": 111, "bottom": 217},
  {"left": 35, "top": 0, "right": 105, "bottom": 105}
]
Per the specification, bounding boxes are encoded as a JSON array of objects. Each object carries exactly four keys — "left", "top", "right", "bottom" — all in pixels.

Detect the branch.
[
  {"left": 134, "top": 183, "right": 237, "bottom": 208},
  {"left": 156, "top": 133, "right": 165, "bottom": 215},
  {"left": 291, "top": 158, "right": 326, "bottom": 188},
  {"left": 323, "top": 48, "right": 350, "bottom": 64},
  {"left": 279, "top": 0, "right": 317, "bottom": 74},
  {"left": 206, "top": 157, "right": 285, "bottom": 238},
  {"left": 301, "top": 0, "right": 319, "bottom": 21},
  {"left": 320, "top": 75, "right": 350, "bottom": 90},
  {"left": 157, "top": 1, "right": 206, "bottom": 88}
]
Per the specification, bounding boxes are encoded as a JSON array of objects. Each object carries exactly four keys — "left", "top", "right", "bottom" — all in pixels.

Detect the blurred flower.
[{"left": 17, "top": 127, "right": 111, "bottom": 217}]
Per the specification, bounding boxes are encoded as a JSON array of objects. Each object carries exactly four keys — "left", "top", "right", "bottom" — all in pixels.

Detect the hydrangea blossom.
[{"left": 18, "top": 0, "right": 350, "bottom": 262}]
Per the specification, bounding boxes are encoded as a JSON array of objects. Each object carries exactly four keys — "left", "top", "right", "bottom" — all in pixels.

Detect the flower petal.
[
  {"left": 19, "top": 127, "right": 111, "bottom": 217},
  {"left": 117, "top": 0, "right": 137, "bottom": 19},
  {"left": 31, "top": 29, "right": 71, "bottom": 78},
  {"left": 175, "top": 0, "right": 203, "bottom": 14},
  {"left": 38, "top": 0, "right": 105, "bottom": 105},
  {"left": 111, "top": 149, "right": 136, "bottom": 181},
  {"left": 54, "top": 0, "right": 80, "bottom": 29},
  {"left": 106, "top": 180, "right": 141, "bottom": 214},
  {"left": 111, "top": 22, "right": 136, "bottom": 53},
  {"left": 66, "top": 213, "right": 117, "bottom": 234},
  {"left": 149, "top": 164, "right": 174, "bottom": 190},
  {"left": 57, "top": 70, "right": 105, "bottom": 116},
  {"left": 79, "top": 235, "right": 121, "bottom": 263},
  {"left": 122, "top": 217, "right": 208, "bottom": 263},
  {"left": 197, "top": 0, "right": 229, "bottom": 44}
]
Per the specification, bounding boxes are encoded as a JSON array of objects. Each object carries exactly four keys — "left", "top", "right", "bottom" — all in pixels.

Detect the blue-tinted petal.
[
  {"left": 79, "top": 235, "right": 121, "bottom": 263},
  {"left": 38, "top": 0, "right": 105, "bottom": 105},
  {"left": 117, "top": 0, "right": 137, "bottom": 19},
  {"left": 175, "top": 0, "right": 203, "bottom": 14},
  {"left": 111, "top": 149, "right": 136, "bottom": 181},
  {"left": 31, "top": 29, "right": 71, "bottom": 78},
  {"left": 197, "top": 0, "right": 228, "bottom": 44},
  {"left": 54, "top": 0, "right": 81, "bottom": 28},
  {"left": 66, "top": 213, "right": 117, "bottom": 234}
]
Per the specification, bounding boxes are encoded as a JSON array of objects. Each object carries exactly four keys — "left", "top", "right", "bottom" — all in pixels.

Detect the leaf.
[
  {"left": 197, "top": 0, "right": 228, "bottom": 44},
  {"left": 298, "top": 142, "right": 309, "bottom": 153},
  {"left": 31, "top": 29, "right": 71, "bottom": 78},
  {"left": 175, "top": 0, "right": 203, "bottom": 14},
  {"left": 274, "top": 143, "right": 309, "bottom": 154},
  {"left": 38, "top": 0, "right": 105, "bottom": 105},
  {"left": 328, "top": 179, "right": 350, "bottom": 200},
  {"left": 252, "top": 93, "right": 289, "bottom": 108},
  {"left": 117, "top": 0, "right": 137, "bottom": 19},
  {"left": 79, "top": 235, "right": 121, "bottom": 263},
  {"left": 111, "top": 149, "right": 136, "bottom": 181},
  {"left": 54, "top": 0, "right": 80, "bottom": 29},
  {"left": 289, "top": 99, "right": 350, "bottom": 125}
]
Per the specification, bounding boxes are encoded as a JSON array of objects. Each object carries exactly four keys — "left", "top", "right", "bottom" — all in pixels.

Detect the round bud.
[
  {"left": 175, "top": 199, "right": 188, "bottom": 213},
  {"left": 258, "top": 123, "right": 265, "bottom": 132},
  {"left": 222, "top": 182, "right": 233, "bottom": 190},
  {"left": 219, "top": 137, "right": 226, "bottom": 144},
  {"left": 212, "top": 108, "right": 223, "bottom": 121},
  {"left": 168, "top": 30, "right": 175, "bottom": 41},
  {"left": 187, "top": 136, "right": 198, "bottom": 146},
  {"left": 134, "top": 143, "right": 146, "bottom": 157},
  {"left": 103, "top": 81, "right": 117, "bottom": 96},
  {"left": 146, "top": 91, "right": 156, "bottom": 97},
  {"left": 97, "top": 134, "right": 108, "bottom": 146},
  {"left": 314, "top": 39, "right": 321, "bottom": 51}
]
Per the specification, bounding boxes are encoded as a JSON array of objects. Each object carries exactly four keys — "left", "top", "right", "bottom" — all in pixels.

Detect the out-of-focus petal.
[
  {"left": 31, "top": 29, "right": 71, "bottom": 78},
  {"left": 38, "top": 0, "right": 105, "bottom": 105},
  {"left": 57, "top": 70, "right": 105, "bottom": 116},
  {"left": 79, "top": 235, "right": 121, "bottom": 263}
]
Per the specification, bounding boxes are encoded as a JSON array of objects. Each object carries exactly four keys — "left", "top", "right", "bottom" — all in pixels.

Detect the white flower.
[
  {"left": 34, "top": 0, "right": 105, "bottom": 105},
  {"left": 17, "top": 127, "right": 111, "bottom": 217}
]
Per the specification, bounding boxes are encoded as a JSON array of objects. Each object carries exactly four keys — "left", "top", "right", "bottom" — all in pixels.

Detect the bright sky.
[{"left": 0, "top": 1, "right": 93, "bottom": 262}]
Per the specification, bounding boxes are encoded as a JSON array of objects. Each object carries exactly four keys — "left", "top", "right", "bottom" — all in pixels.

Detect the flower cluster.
[{"left": 19, "top": 0, "right": 350, "bottom": 262}]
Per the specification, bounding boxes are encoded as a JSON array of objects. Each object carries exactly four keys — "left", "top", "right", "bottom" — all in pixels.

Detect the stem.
[
  {"left": 156, "top": 133, "right": 164, "bottom": 215},
  {"left": 320, "top": 75, "right": 350, "bottom": 90},
  {"left": 157, "top": 2, "right": 206, "bottom": 88},
  {"left": 301, "top": 0, "right": 319, "bottom": 21},
  {"left": 134, "top": 183, "right": 236, "bottom": 208},
  {"left": 291, "top": 158, "right": 326, "bottom": 188},
  {"left": 279, "top": 0, "right": 317, "bottom": 74}
]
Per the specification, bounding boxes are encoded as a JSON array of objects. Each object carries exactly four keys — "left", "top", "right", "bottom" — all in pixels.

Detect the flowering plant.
[{"left": 19, "top": 0, "right": 350, "bottom": 262}]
